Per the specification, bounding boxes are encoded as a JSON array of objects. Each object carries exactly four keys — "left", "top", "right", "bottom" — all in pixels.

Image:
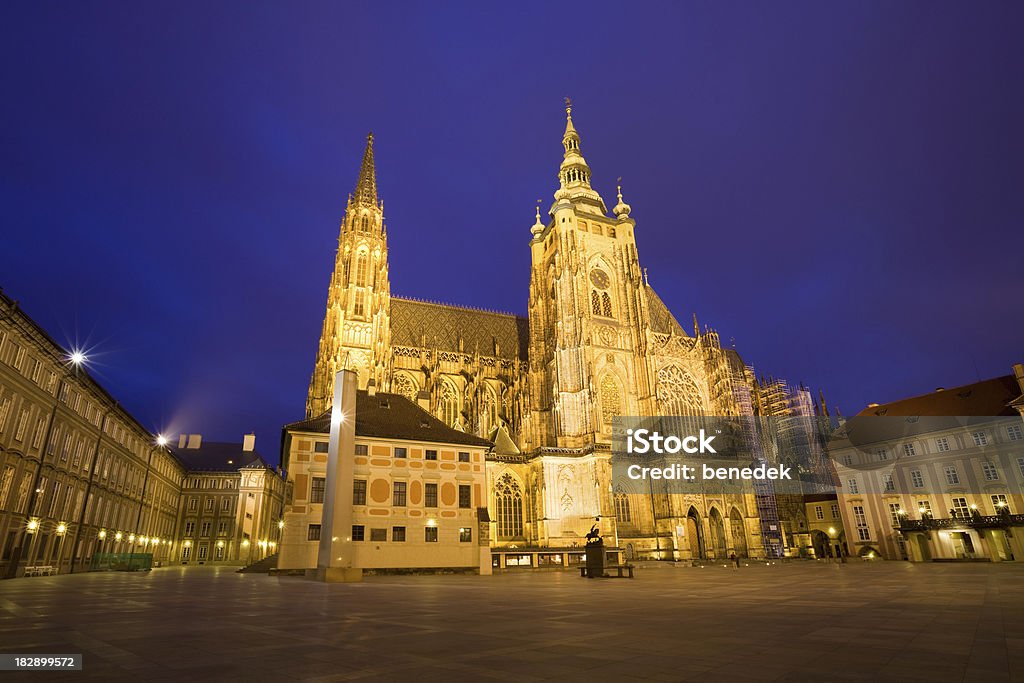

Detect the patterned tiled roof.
[
  {"left": 645, "top": 285, "right": 687, "bottom": 337},
  {"left": 390, "top": 296, "right": 529, "bottom": 361}
]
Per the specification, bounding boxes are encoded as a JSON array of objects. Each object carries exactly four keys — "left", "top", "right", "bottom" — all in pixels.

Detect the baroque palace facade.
[
  {"left": 304, "top": 105, "right": 815, "bottom": 560},
  {"left": 0, "top": 290, "right": 285, "bottom": 577}
]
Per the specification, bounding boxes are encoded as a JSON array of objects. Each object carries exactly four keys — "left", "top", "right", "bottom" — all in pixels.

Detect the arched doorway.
[
  {"left": 709, "top": 508, "right": 727, "bottom": 559},
  {"left": 729, "top": 508, "right": 748, "bottom": 558},
  {"left": 685, "top": 507, "right": 705, "bottom": 560}
]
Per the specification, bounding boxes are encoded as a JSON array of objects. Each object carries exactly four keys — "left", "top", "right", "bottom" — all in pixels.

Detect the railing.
[{"left": 895, "top": 513, "right": 1024, "bottom": 532}]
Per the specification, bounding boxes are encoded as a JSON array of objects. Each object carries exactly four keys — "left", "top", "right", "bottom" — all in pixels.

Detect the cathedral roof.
[
  {"left": 644, "top": 285, "right": 687, "bottom": 337},
  {"left": 390, "top": 296, "right": 529, "bottom": 361},
  {"left": 285, "top": 390, "right": 494, "bottom": 448}
]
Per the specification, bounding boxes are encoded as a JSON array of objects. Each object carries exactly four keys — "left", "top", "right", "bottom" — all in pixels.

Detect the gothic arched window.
[
  {"left": 614, "top": 490, "right": 631, "bottom": 524},
  {"left": 591, "top": 290, "right": 601, "bottom": 315},
  {"left": 656, "top": 365, "right": 706, "bottom": 436},
  {"left": 494, "top": 473, "right": 523, "bottom": 539},
  {"left": 355, "top": 252, "right": 369, "bottom": 287},
  {"left": 599, "top": 375, "right": 622, "bottom": 427},
  {"left": 601, "top": 292, "right": 613, "bottom": 318},
  {"left": 360, "top": 215, "right": 369, "bottom": 231},
  {"left": 392, "top": 373, "right": 418, "bottom": 402},
  {"left": 438, "top": 379, "right": 460, "bottom": 429}
]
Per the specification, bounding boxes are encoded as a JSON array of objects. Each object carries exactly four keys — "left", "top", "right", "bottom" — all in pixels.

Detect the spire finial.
[
  {"left": 531, "top": 200, "right": 545, "bottom": 236},
  {"left": 353, "top": 132, "right": 377, "bottom": 206},
  {"left": 613, "top": 176, "right": 632, "bottom": 219},
  {"left": 565, "top": 96, "right": 572, "bottom": 118}
]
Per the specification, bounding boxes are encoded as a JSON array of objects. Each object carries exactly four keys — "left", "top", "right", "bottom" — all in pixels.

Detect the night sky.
[{"left": 3, "top": 2, "right": 1022, "bottom": 463}]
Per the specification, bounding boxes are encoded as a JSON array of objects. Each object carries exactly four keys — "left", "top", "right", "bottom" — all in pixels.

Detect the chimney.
[
  {"left": 177, "top": 434, "right": 187, "bottom": 448},
  {"left": 243, "top": 433, "right": 256, "bottom": 452},
  {"left": 367, "top": 378, "right": 377, "bottom": 397},
  {"left": 1014, "top": 363, "right": 1024, "bottom": 393},
  {"left": 187, "top": 434, "right": 202, "bottom": 449}
]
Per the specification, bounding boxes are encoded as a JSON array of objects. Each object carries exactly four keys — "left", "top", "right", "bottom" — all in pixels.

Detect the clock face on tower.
[{"left": 590, "top": 269, "right": 610, "bottom": 289}]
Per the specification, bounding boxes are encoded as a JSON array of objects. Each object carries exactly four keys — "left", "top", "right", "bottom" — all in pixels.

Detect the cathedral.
[{"left": 304, "top": 103, "right": 801, "bottom": 560}]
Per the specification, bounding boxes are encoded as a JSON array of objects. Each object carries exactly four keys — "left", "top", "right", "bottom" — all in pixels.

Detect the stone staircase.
[{"left": 236, "top": 553, "right": 279, "bottom": 574}]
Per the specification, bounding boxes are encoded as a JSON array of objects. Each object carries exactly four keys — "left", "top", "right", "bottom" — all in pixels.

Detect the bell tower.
[
  {"left": 306, "top": 134, "right": 392, "bottom": 417},
  {"left": 527, "top": 101, "right": 654, "bottom": 449}
]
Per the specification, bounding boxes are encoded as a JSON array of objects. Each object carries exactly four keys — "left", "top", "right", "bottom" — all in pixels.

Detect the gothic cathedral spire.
[{"left": 306, "top": 133, "right": 392, "bottom": 417}]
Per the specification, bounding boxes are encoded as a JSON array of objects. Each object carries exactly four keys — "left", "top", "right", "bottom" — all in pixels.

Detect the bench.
[
  {"left": 579, "top": 564, "right": 634, "bottom": 579},
  {"left": 25, "top": 565, "right": 56, "bottom": 577}
]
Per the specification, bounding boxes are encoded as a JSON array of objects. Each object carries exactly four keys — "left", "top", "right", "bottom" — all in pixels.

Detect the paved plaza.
[{"left": 0, "top": 561, "right": 1022, "bottom": 682}]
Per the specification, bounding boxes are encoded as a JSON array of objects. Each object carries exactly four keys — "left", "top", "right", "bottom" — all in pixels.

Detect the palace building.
[{"left": 296, "top": 104, "right": 832, "bottom": 563}]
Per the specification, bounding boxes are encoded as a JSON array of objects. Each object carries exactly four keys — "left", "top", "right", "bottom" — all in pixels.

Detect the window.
[
  {"left": 951, "top": 497, "right": 971, "bottom": 519},
  {"left": 458, "top": 484, "right": 471, "bottom": 509},
  {"left": 395, "top": 447, "right": 407, "bottom": 459},
  {"left": 217, "top": 520, "right": 229, "bottom": 535},
  {"left": 222, "top": 497, "right": 231, "bottom": 511},
  {"left": 944, "top": 466, "right": 960, "bottom": 485},
  {"left": 14, "top": 410, "right": 29, "bottom": 441},
  {"left": 814, "top": 505, "right": 824, "bottom": 520},
  {"left": 200, "top": 522, "right": 211, "bottom": 537},
  {"left": 1008, "top": 424, "right": 1023, "bottom": 442},
  {"left": 614, "top": 491, "right": 631, "bottom": 523},
  {"left": 852, "top": 506, "right": 869, "bottom": 541},
  {"left": 311, "top": 477, "right": 326, "bottom": 503},
  {"left": 188, "top": 498, "right": 198, "bottom": 511},
  {"left": 181, "top": 546, "right": 192, "bottom": 561},
  {"left": 425, "top": 450, "right": 438, "bottom": 461},
  {"left": 918, "top": 500, "right": 932, "bottom": 516},
  {"left": 392, "top": 526, "right": 406, "bottom": 542},
  {"left": 458, "top": 451, "right": 469, "bottom": 463},
  {"left": 353, "top": 479, "right": 367, "bottom": 505},
  {"left": 591, "top": 290, "right": 601, "bottom": 315},
  {"left": 982, "top": 462, "right": 999, "bottom": 481},
  {"left": 459, "top": 527, "right": 472, "bottom": 543},
  {"left": 355, "top": 444, "right": 368, "bottom": 456},
  {"left": 424, "top": 483, "right": 438, "bottom": 508},
  {"left": 205, "top": 498, "right": 214, "bottom": 511},
  {"left": 888, "top": 503, "right": 902, "bottom": 527},
  {"left": 972, "top": 431, "right": 988, "bottom": 447},
  {"left": 601, "top": 292, "right": 613, "bottom": 318},
  {"left": 353, "top": 290, "right": 365, "bottom": 317},
  {"left": 936, "top": 437, "right": 951, "bottom": 452},
  {"left": 424, "top": 526, "right": 438, "bottom": 543},
  {"left": 370, "top": 528, "right": 387, "bottom": 542},
  {"left": 882, "top": 474, "right": 895, "bottom": 492},
  {"left": 877, "top": 449, "right": 888, "bottom": 461},
  {"left": 494, "top": 473, "right": 523, "bottom": 538},
  {"left": 393, "top": 481, "right": 407, "bottom": 507},
  {"left": 0, "top": 397, "right": 11, "bottom": 436},
  {"left": 830, "top": 504, "right": 840, "bottom": 518},
  {"left": 354, "top": 252, "right": 368, "bottom": 287},
  {"left": 903, "top": 443, "right": 916, "bottom": 457},
  {"left": 846, "top": 478, "right": 859, "bottom": 495},
  {"left": 184, "top": 521, "right": 195, "bottom": 536},
  {"left": 991, "top": 494, "right": 1010, "bottom": 513},
  {"left": 314, "top": 441, "right": 329, "bottom": 453},
  {"left": 840, "top": 454, "right": 852, "bottom": 466},
  {"left": 1018, "top": 457, "right": 1024, "bottom": 477},
  {"left": 352, "top": 525, "right": 364, "bottom": 541},
  {"left": 911, "top": 470, "right": 924, "bottom": 488}
]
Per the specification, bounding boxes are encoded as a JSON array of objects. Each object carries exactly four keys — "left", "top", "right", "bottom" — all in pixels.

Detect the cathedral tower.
[
  {"left": 306, "top": 134, "right": 392, "bottom": 417},
  {"left": 527, "top": 101, "right": 656, "bottom": 449}
]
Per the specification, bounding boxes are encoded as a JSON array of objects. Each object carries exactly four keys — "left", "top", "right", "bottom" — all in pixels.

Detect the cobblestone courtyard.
[{"left": 1, "top": 561, "right": 1022, "bottom": 682}]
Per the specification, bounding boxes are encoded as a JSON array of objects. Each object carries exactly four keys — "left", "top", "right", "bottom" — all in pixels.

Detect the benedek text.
[{"left": 626, "top": 463, "right": 792, "bottom": 481}]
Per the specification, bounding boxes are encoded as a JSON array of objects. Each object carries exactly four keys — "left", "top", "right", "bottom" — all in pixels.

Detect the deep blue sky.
[{"left": 3, "top": 2, "right": 1022, "bottom": 462}]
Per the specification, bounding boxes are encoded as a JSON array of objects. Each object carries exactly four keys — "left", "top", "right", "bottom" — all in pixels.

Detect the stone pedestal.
[{"left": 585, "top": 543, "right": 605, "bottom": 578}]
